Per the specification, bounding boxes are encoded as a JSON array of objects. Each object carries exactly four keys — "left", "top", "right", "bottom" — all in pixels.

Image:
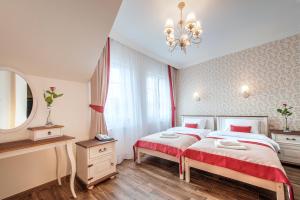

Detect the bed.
[
  {"left": 183, "top": 116, "right": 293, "bottom": 200},
  {"left": 134, "top": 115, "right": 214, "bottom": 179}
]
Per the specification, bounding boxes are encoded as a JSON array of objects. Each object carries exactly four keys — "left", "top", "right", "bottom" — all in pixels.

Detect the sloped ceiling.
[
  {"left": 0, "top": 0, "right": 122, "bottom": 82},
  {"left": 110, "top": 0, "right": 300, "bottom": 68}
]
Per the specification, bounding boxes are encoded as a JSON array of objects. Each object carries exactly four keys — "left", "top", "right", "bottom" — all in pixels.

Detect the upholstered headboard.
[
  {"left": 181, "top": 115, "right": 215, "bottom": 130},
  {"left": 216, "top": 116, "right": 269, "bottom": 136}
]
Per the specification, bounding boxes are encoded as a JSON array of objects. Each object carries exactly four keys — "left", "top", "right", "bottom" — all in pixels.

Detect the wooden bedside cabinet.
[
  {"left": 271, "top": 129, "right": 300, "bottom": 165},
  {"left": 76, "top": 139, "right": 117, "bottom": 189}
]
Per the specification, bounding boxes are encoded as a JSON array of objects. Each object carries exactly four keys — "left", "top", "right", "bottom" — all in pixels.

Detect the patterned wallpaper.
[{"left": 176, "top": 34, "right": 300, "bottom": 131}]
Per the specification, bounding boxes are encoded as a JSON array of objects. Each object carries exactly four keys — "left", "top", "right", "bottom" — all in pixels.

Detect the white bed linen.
[
  {"left": 167, "top": 127, "right": 211, "bottom": 137},
  {"left": 135, "top": 127, "right": 211, "bottom": 157},
  {"left": 207, "top": 131, "right": 280, "bottom": 152}
]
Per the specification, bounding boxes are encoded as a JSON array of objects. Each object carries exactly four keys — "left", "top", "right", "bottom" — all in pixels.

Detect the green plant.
[
  {"left": 277, "top": 103, "right": 293, "bottom": 131},
  {"left": 43, "top": 87, "right": 63, "bottom": 107}
]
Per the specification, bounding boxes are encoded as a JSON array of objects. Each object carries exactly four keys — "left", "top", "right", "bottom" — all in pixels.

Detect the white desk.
[{"left": 0, "top": 135, "right": 77, "bottom": 198}]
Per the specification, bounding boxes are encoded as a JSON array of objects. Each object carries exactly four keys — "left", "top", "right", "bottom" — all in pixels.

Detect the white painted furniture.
[
  {"left": 0, "top": 136, "right": 77, "bottom": 198},
  {"left": 271, "top": 129, "right": 300, "bottom": 165},
  {"left": 76, "top": 139, "right": 117, "bottom": 189},
  {"left": 28, "top": 125, "right": 63, "bottom": 141}
]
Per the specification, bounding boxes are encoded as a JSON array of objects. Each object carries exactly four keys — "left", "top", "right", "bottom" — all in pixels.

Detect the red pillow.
[
  {"left": 230, "top": 125, "right": 251, "bottom": 133},
  {"left": 185, "top": 123, "right": 198, "bottom": 128}
]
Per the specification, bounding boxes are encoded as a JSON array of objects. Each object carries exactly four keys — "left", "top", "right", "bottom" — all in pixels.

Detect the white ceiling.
[
  {"left": 0, "top": 0, "right": 122, "bottom": 82},
  {"left": 110, "top": 0, "right": 300, "bottom": 68}
]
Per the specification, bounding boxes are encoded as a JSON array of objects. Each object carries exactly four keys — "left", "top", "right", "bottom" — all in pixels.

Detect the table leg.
[
  {"left": 55, "top": 146, "right": 62, "bottom": 185},
  {"left": 66, "top": 143, "right": 77, "bottom": 198}
]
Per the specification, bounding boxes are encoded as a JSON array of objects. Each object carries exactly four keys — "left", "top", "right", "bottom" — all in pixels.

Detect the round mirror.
[{"left": 0, "top": 67, "right": 36, "bottom": 132}]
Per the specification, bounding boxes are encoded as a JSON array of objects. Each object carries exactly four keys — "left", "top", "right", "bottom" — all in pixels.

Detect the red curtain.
[
  {"left": 168, "top": 65, "right": 176, "bottom": 127},
  {"left": 89, "top": 38, "right": 110, "bottom": 137}
]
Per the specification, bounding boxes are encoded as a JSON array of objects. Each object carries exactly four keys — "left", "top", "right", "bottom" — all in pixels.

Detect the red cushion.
[
  {"left": 185, "top": 123, "right": 198, "bottom": 128},
  {"left": 230, "top": 125, "right": 251, "bottom": 133}
]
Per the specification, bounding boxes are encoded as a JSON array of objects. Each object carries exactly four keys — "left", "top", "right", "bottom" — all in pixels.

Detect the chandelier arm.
[
  {"left": 169, "top": 42, "right": 178, "bottom": 53},
  {"left": 190, "top": 38, "right": 202, "bottom": 45}
]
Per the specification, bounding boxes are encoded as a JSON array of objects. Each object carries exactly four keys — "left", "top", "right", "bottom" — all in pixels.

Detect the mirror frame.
[{"left": 0, "top": 66, "right": 38, "bottom": 133}]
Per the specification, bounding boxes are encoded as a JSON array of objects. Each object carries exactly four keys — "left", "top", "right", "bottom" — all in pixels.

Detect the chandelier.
[{"left": 164, "top": 1, "right": 203, "bottom": 53}]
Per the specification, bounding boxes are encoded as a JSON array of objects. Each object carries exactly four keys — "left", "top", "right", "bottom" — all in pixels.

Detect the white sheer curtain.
[{"left": 105, "top": 39, "right": 171, "bottom": 164}]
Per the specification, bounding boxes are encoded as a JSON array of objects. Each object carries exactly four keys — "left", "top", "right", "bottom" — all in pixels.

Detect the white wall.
[{"left": 0, "top": 74, "right": 90, "bottom": 199}]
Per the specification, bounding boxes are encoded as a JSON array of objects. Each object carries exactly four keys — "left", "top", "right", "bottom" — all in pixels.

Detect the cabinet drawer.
[
  {"left": 31, "top": 128, "right": 62, "bottom": 141},
  {"left": 89, "top": 143, "right": 113, "bottom": 160},
  {"left": 278, "top": 144, "right": 300, "bottom": 164},
  {"left": 274, "top": 134, "right": 300, "bottom": 144},
  {"left": 88, "top": 155, "right": 116, "bottom": 183}
]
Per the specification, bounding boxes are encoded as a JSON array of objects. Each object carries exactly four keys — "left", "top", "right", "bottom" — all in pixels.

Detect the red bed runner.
[
  {"left": 183, "top": 148, "right": 294, "bottom": 200},
  {"left": 133, "top": 133, "right": 201, "bottom": 174}
]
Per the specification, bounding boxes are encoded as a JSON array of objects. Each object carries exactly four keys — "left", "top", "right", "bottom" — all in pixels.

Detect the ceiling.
[
  {"left": 0, "top": 0, "right": 122, "bottom": 82},
  {"left": 110, "top": 0, "right": 300, "bottom": 68}
]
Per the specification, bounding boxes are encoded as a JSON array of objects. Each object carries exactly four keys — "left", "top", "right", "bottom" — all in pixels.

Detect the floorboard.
[{"left": 5, "top": 156, "right": 300, "bottom": 200}]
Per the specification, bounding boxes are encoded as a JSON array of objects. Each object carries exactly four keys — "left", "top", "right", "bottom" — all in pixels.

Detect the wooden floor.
[{"left": 6, "top": 156, "right": 300, "bottom": 200}]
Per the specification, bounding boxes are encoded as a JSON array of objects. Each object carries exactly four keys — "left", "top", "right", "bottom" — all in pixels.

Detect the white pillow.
[
  {"left": 182, "top": 119, "right": 207, "bottom": 129},
  {"left": 223, "top": 119, "right": 260, "bottom": 133}
]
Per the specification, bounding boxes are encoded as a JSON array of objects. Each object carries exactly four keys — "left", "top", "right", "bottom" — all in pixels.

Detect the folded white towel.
[
  {"left": 161, "top": 132, "right": 176, "bottom": 135},
  {"left": 160, "top": 135, "right": 179, "bottom": 139},
  {"left": 219, "top": 139, "right": 241, "bottom": 146},
  {"left": 161, "top": 132, "right": 176, "bottom": 136},
  {"left": 215, "top": 140, "right": 247, "bottom": 150}
]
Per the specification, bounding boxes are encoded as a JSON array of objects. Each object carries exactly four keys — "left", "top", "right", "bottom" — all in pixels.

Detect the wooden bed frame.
[
  {"left": 136, "top": 147, "right": 185, "bottom": 179},
  {"left": 184, "top": 158, "right": 284, "bottom": 199},
  {"left": 184, "top": 116, "right": 285, "bottom": 200},
  {"left": 135, "top": 115, "right": 215, "bottom": 180}
]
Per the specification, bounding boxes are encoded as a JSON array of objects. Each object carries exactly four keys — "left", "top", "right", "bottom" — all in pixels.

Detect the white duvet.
[
  {"left": 166, "top": 127, "right": 212, "bottom": 138},
  {"left": 135, "top": 127, "right": 211, "bottom": 157},
  {"left": 207, "top": 131, "right": 280, "bottom": 152}
]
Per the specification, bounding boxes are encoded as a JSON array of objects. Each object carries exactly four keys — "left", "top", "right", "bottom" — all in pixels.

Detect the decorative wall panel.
[{"left": 177, "top": 34, "right": 300, "bottom": 130}]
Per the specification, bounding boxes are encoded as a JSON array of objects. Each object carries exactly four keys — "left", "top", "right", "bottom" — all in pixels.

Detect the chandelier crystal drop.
[{"left": 164, "top": 0, "right": 203, "bottom": 53}]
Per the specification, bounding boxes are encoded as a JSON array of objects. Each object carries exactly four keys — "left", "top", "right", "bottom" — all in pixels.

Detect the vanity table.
[
  {"left": 0, "top": 136, "right": 77, "bottom": 198},
  {"left": 0, "top": 67, "right": 77, "bottom": 198}
]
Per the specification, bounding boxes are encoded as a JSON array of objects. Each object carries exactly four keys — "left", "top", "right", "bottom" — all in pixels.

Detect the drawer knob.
[
  {"left": 88, "top": 177, "right": 94, "bottom": 181},
  {"left": 111, "top": 162, "right": 114, "bottom": 166},
  {"left": 48, "top": 131, "right": 52, "bottom": 135},
  {"left": 286, "top": 138, "right": 296, "bottom": 141},
  {"left": 88, "top": 164, "right": 93, "bottom": 168},
  {"left": 99, "top": 148, "right": 107, "bottom": 153}
]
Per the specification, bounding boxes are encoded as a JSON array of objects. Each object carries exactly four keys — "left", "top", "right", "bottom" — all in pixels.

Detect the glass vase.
[
  {"left": 46, "top": 106, "right": 54, "bottom": 127},
  {"left": 283, "top": 117, "right": 291, "bottom": 132}
]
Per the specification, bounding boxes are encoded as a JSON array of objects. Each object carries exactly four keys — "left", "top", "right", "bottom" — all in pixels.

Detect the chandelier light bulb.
[
  {"left": 186, "top": 12, "right": 196, "bottom": 23},
  {"left": 196, "top": 21, "right": 201, "bottom": 29},
  {"left": 165, "top": 19, "right": 174, "bottom": 28},
  {"left": 164, "top": 19, "right": 174, "bottom": 35},
  {"left": 180, "top": 34, "right": 188, "bottom": 41},
  {"left": 167, "top": 34, "right": 175, "bottom": 42}
]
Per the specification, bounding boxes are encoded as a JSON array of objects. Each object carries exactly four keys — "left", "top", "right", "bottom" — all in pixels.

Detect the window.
[{"left": 104, "top": 39, "right": 171, "bottom": 163}]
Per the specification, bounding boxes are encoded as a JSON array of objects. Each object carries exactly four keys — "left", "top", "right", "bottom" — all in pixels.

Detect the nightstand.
[
  {"left": 271, "top": 129, "right": 300, "bottom": 165},
  {"left": 76, "top": 139, "right": 117, "bottom": 189}
]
